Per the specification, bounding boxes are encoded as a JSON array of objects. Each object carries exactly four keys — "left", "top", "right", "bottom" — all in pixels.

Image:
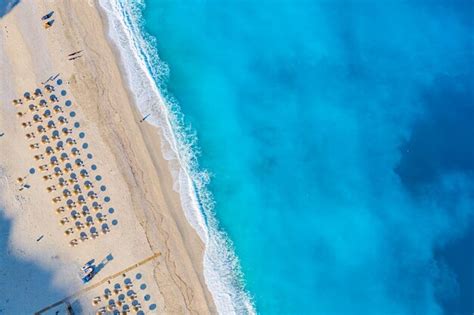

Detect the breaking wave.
[{"left": 96, "top": 0, "right": 255, "bottom": 313}]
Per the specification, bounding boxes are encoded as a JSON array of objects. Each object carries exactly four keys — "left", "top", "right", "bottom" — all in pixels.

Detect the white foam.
[{"left": 96, "top": 1, "right": 255, "bottom": 313}]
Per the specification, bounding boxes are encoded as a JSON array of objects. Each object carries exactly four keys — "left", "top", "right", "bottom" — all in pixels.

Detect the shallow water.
[{"left": 141, "top": 1, "right": 473, "bottom": 314}]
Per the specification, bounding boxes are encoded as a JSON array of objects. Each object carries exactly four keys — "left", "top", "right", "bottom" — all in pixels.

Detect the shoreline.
[
  {"left": 0, "top": 1, "right": 217, "bottom": 313},
  {"left": 96, "top": 1, "right": 255, "bottom": 313},
  {"left": 93, "top": 1, "right": 218, "bottom": 310}
]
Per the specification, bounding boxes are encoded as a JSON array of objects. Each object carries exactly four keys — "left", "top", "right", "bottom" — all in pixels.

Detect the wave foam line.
[{"left": 96, "top": 0, "right": 256, "bottom": 313}]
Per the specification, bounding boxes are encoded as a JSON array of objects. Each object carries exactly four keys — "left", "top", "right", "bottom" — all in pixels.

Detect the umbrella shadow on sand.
[
  {"left": 0, "top": 0, "right": 19, "bottom": 18},
  {"left": 94, "top": 253, "right": 114, "bottom": 276}
]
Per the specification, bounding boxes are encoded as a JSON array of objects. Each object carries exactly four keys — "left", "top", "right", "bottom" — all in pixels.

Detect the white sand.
[{"left": 0, "top": 1, "right": 216, "bottom": 313}]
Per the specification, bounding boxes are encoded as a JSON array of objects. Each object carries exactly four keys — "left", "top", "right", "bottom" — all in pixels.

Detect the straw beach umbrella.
[
  {"left": 53, "top": 105, "right": 63, "bottom": 113},
  {"left": 92, "top": 297, "right": 101, "bottom": 306},
  {"left": 39, "top": 164, "right": 49, "bottom": 172},
  {"left": 85, "top": 216, "right": 94, "bottom": 227},
  {"left": 46, "top": 146, "right": 55, "bottom": 155},
  {"left": 76, "top": 221, "right": 85, "bottom": 231},
  {"left": 58, "top": 116, "right": 68, "bottom": 125},
  {"left": 41, "top": 135, "right": 50, "bottom": 144},
  {"left": 43, "top": 109, "right": 52, "bottom": 118},
  {"left": 44, "top": 20, "right": 55, "bottom": 29},
  {"left": 46, "top": 185, "right": 56, "bottom": 193},
  {"left": 47, "top": 120, "right": 56, "bottom": 129},
  {"left": 66, "top": 137, "right": 76, "bottom": 146},
  {"left": 82, "top": 206, "right": 91, "bottom": 215}
]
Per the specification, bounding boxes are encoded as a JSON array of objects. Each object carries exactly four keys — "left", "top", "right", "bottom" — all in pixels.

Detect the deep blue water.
[{"left": 142, "top": 1, "right": 473, "bottom": 314}]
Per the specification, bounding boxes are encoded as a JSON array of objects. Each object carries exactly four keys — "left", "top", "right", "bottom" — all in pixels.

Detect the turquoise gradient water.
[{"left": 141, "top": 1, "right": 473, "bottom": 314}]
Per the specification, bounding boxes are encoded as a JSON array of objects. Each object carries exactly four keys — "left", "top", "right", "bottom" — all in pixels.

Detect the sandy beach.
[{"left": 0, "top": 0, "right": 217, "bottom": 314}]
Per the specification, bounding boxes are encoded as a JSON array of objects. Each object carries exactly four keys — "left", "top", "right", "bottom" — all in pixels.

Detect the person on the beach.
[
  {"left": 41, "top": 11, "right": 54, "bottom": 20},
  {"left": 44, "top": 20, "right": 55, "bottom": 29}
]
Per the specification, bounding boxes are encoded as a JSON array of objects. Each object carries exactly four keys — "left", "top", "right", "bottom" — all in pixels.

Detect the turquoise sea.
[
  {"left": 135, "top": 1, "right": 474, "bottom": 314},
  {"left": 0, "top": 0, "right": 472, "bottom": 313}
]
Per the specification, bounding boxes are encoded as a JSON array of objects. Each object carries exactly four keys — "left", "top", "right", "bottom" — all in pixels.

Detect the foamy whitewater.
[
  {"left": 94, "top": 1, "right": 474, "bottom": 314},
  {"left": 97, "top": 0, "right": 255, "bottom": 314}
]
